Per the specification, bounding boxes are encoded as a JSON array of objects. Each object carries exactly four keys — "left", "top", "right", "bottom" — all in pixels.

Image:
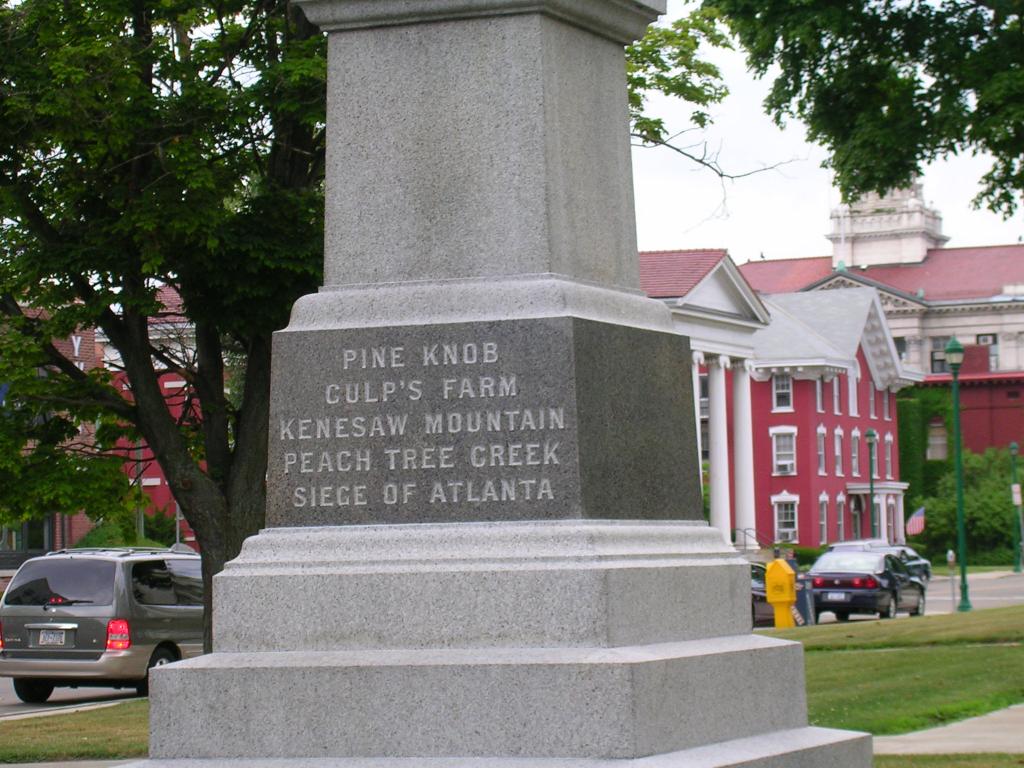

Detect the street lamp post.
[
  {"left": 946, "top": 337, "right": 972, "bottom": 612},
  {"left": 1011, "top": 442, "right": 1023, "bottom": 574},
  {"left": 866, "top": 428, "right": 878, "bottom": 538}
]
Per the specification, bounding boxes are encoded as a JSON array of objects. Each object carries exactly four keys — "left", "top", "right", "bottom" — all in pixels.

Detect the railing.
[{"left": 732, "top": 528, "right": 774, "bottom": 551}]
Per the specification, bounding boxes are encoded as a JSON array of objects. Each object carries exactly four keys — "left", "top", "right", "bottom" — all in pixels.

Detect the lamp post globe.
[
  {"left": 945, "top": 337, "right": 971, "bottom": 612},
  {"left": 866, "top": 428, "right": 878, "bottom": 538}
]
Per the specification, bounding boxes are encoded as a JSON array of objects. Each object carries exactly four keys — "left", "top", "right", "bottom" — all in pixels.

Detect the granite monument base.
[{"left": 126, "top": 521, "right": 870, "bottom": 767}]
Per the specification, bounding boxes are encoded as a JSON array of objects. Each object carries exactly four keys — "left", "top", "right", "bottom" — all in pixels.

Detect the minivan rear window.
[{"left": 4, "top": 559, "right": 116, "bottom": 606}]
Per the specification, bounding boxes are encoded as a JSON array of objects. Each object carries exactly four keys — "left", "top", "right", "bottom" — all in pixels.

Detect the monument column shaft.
[{"left": 321, "top": 14, "right": 638, "bottom": 289}]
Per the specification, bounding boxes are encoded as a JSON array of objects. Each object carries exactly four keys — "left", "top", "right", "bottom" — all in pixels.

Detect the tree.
[
  {"left": 0, "top": 0, "right": 730, "bottom": 647},
  {"left": 0, "top": 0, "right": 326, "bottom": 645},
  {"left": 913, "top": 448, "right": 1018, "bottom": 565},
  {"left": 708, "top": 0, "right": 1024, "bottom": 215}
]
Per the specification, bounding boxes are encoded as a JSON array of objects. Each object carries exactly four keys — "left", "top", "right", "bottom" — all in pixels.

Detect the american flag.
[{"left": 905, "top": 507, "right": 926, "bottom": 536}]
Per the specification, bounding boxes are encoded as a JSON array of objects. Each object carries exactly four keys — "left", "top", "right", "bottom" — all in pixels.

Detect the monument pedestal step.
[
  {"left": 149, "top": 635, "right": 807, "bottom": 760},
  {"left": 126, "top": 726, "right": 870, "bottom": 768}
]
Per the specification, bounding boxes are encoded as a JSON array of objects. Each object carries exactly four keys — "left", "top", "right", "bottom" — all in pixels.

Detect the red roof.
[
  {"left": 851, "top": 245, "right": 1024, "bottom": 301},
  {"left": 738, "top": 244, "right": 1024, "bottom": 301},
  {"left": 737, "top": 256, "right": 832, "bottom": 295},
  {"left": 638, "top": 249, "right": 728, "bottom": 298}
]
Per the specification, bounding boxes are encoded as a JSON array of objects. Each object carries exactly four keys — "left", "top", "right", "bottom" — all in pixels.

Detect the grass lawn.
[
  {"left": 806, "top": 644, "right": 1024, "bottom": 734},
  {"left": 0, "top": 699, "right": 148, "bottom": 762},
  {"left": 876, "top": 757, "right": 1024, "bottom": 768},
  {"left": 769, "top": 606, "right": 1024, "bottom": 735}
]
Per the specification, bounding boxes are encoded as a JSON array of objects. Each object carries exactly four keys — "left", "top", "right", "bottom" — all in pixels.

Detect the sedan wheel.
[
  {"left": 879, "top": 592, "right": 898, "bottom": 619},
  {"left": 910, "top": 590, "right": 926, "bottom": 616}
]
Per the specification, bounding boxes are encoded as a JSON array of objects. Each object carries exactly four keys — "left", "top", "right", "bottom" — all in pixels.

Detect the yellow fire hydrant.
[{"left": 765, "top": 558, "right": 797, "bottom": 629}]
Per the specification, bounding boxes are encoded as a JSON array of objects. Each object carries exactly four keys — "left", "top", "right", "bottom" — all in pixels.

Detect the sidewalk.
[{"left": 874, "top": 703, "right": 1024, "bottom": 754}]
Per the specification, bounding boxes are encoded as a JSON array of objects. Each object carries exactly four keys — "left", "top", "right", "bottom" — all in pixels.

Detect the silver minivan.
[{"left": 0, "top": 547, "right": 204, "bottom": 703}]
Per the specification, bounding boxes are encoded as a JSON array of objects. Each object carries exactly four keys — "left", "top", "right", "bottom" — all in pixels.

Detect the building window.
[
  {"left": 883, "top": 390, "right": 891, "bottom": 421},
  {"left": 815, "top": 378, "right": 824, "bottom": 413},
  {"left": 836, "top": 496, "right": 846, "bottom": 541},
  {"left": 771, "top": 428, "right": 798, "bottom": 475},
  {"left": 885, "top": 433, "right": 894, "bottom": 479},
  {"left": 977, "top": 333, "right": 999, "bottom": 371},
  {"left": 848, "top": 370, "right": 859, "bottom": 416},
  {"left": 926, "top": 419, "right": 948, "bottom": 460},
  {"left": 772, "top": 496, "right": 799, "bottom": 543},
  {"left": 930, "top": 336, "right": 951, "bottom": 373},
  {"left": 773, "top": 374, "right": 793, "bottom": 411},
  {"left": 834, "top": 428, "right": 844, "bottom": 477},
  {"left": 870, "top": 439, "right": 879, "bottom": 479},
  {"left": 817, "top": 426, "right": 827, "bottom": 475},
  {"left": 819, "top": 495, "right": 829, "bottom": 545},
  {"left": 833, "top": 376, "right": 842, "bottom": 415},
  {"left": 894, "top": 337, "right": 907, "bottom": 362},
  {"left": 868, "top": 386, "right": 876, "bottom": 418},
  {"left": 851, "top": 430, "right": 861, "bottom": 476}
]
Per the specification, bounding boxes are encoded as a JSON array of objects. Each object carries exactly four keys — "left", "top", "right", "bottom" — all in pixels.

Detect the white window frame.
[
  {"left": 851, "top": 428, "right": 861, "bottom": 477},
  {"left": 885, "top": 433, "right": 894, "bottom": 479},
  {"left": 770, "top": 426, "right": 798, "bottom": 476},
  {"left": 868, "top": 386, "right": 876, "bottom": 419},
  {"left": 772, "top": 374, "right": 794, "bottom": 412},
  {"left": 818, "top": 492, "right": 829, "bottom": 545},
  {"left": 883, "top": 389, "right": 892, "bottom": 421},
  {"left": 771, "top": 491, "right": 799, "bottom": 543},
  {"left": 870, "top": 439, "right": 879, "bottom": 479},
  {"left": 816, "top": 424, "right": 827, "bottom": 476},
  {"left": 833, "top": 375, "right": 842, "bottom": 415},
  {"left": 836, "top": 493, "right": 846, "bottom": 541},
  {"left": 834, "top": 427, "right": 844, "bottom": 477},
  {"left": 815, "top": 378, "right": 824, "bottom": 413}
]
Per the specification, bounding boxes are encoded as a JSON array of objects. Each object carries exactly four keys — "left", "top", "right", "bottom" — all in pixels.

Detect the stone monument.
[{"left": 131, "top": 2, "right": 872, "bottom": 766}]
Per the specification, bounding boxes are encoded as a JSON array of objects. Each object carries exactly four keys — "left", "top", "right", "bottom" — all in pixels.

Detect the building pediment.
[
  {"left": 674, "top": 257, "right": 771, "bottom": 327},
  {"left": 808, "top": 273, "right": 927, "bottom": 314}
]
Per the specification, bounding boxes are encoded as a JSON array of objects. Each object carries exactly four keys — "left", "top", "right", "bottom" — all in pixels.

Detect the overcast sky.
[{"left": 630, "top": 1, "right": 1023, "bottom": 265}]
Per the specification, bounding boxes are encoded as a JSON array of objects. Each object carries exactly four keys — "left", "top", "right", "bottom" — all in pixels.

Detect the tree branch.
[{"left": 631, "top": 132, "right": 800, "bottom": 180}]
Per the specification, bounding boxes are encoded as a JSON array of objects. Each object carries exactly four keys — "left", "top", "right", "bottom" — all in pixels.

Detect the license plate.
[
  {"left": 826, "top": 592, "right": 847, "bottom": 602},
  {"left": 38, "top": 629, "right": 66, "bottom": 646}
]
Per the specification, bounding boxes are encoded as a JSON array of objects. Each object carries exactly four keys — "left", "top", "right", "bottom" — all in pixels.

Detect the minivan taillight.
[
  {"left": 0, "top": 620, "right": 4, "bottom": 650},
  {"left": 106, "top": 619, "right": 131, "bottom": 651}
]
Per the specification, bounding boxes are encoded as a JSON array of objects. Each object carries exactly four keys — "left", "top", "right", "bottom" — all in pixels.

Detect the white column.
[
  {"left": 897, "top": 494, "right": 906, "bottom": 543},
  {"left": 708, "top": 355, "right": 732, "bottom": 544},
  {"left": 691, "top": 351, "right": 705, "bottom": 491},
  {"left": 877, "top": 493, "right": 889, "bottom": 542},
  {"left": 732, "top": 360, "right": 757, "bottom": 549}
]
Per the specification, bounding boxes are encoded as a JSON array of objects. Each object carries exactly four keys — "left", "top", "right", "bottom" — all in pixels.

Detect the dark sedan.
[
  {"left": 809, "top": 550, "right": 926, "bottom": 621},
  {"left": 828, "top": 540, "right": 932, "bottom": 582},
  {"left": 750, "top": 563, "right": 774, "bottom": 627}
]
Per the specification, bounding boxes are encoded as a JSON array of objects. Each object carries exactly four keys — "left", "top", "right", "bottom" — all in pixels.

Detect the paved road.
[
  {"left": 926, "top": 569, "right": 1024, "bottom": 614},
  {"left": 803, "top": 569, "right": 1023, "bottom": 624},
  {"left": 0, "top": 677, "right": 137, "bottom": 720}
]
